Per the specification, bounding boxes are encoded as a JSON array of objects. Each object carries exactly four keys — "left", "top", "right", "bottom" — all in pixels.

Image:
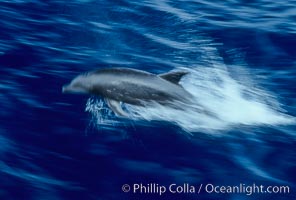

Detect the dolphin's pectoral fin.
[
  {"left": 159, "top": 70, "right": 189, "bottom": 85},
  {"left": 105, "top": 98, "right": 128, "bottom": 117}
]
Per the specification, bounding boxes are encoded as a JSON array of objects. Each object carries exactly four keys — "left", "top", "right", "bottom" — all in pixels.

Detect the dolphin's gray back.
[{"left": 89, "top": 68, "right": 192, "bottom": 105}]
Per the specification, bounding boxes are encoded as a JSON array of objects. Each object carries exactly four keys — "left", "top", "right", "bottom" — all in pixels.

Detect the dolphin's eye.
[
  {"left": 71, "top": 80, "right": 83, "bottom": 88},
  {"left": 71, "top": 81, "right": 78, "bottom": 87}
]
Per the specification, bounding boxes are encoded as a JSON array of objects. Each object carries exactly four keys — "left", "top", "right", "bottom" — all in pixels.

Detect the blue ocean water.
[{"left": 0, "top": 0, "right": 296, "bottom": 199}]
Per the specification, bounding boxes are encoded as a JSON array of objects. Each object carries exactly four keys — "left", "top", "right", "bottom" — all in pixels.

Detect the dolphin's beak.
[
  {"left": 62, "top": 84, "right": 87, "bottom": 94},
  {"left": 62, "top": 85, "right": 70, "bottom": 93}
]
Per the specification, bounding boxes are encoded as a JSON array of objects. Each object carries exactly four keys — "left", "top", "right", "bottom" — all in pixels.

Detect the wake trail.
[{"left": 85, "top": 49, "right": 294, "bottom": 133}]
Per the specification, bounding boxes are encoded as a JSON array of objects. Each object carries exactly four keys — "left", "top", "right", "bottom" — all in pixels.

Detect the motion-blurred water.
[{"left": 0, "top": 0, "right": 295, "bottom": 199}]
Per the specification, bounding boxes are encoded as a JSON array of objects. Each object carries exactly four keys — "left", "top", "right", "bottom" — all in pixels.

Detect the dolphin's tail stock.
[{"left": 169, "top": 100, "right": 217, "bottom": 119}]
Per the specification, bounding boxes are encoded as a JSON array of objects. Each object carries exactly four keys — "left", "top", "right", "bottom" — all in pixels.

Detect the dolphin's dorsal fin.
[
  {"left": 159, "top": 71, "right": 189, "bottom": 85},
  {"left": 105, "top": 98, "right": 128, "bottom": 117}
]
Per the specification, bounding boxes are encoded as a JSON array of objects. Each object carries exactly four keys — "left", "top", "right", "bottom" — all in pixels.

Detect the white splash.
[
  {"left": 85, "top": 51, "right": 294, "bottom": 133},
  {"left": 85, "top": 98, "right": 120, "bottom": 127}
]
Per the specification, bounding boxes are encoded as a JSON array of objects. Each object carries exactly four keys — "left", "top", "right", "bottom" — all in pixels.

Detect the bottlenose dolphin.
[{"left": 62, "top": 67, "right": 195, "bottom": 117}]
